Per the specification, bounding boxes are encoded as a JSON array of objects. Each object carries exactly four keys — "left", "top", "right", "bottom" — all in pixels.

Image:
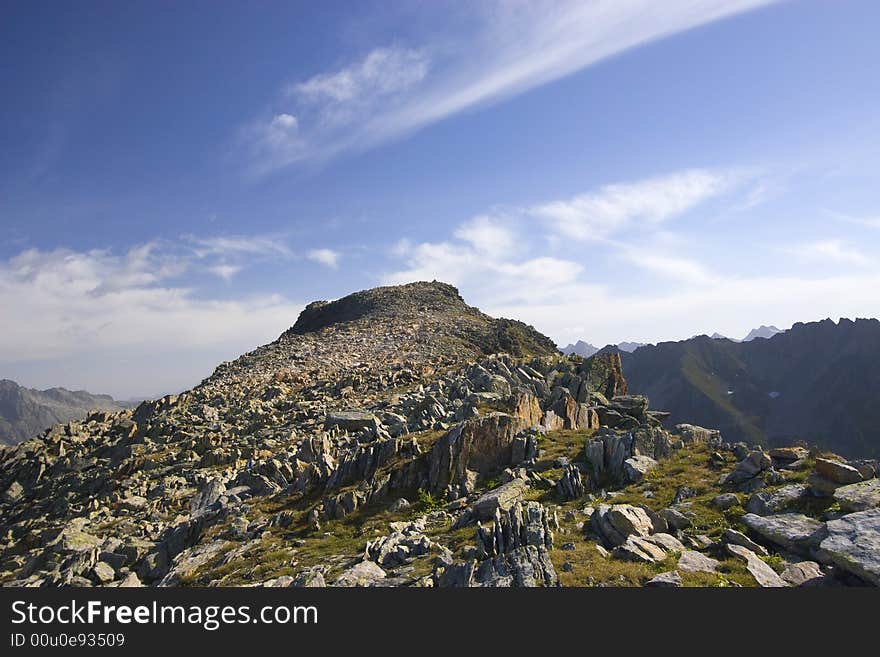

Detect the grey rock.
[
  {"left": 818, "top": 508, "right": 880, "bottom": 585},
  {"left": 659, "top": 508, "right": 692, "bottom": 531},
  {"left": 292, "top": 568, "right": 326, "bottom": 587},
  {"left": 741, "top": 513, "right": 827, "bottom": 553},
  {"left": 675, "top": 424, "right": 721, "bottom": 445},
  {"left": 781, "top": 561, "right": 826, "bottom": 587},
  {"left": 605, "top": 505, "right": 655, "bottom": 540},
  {"left": 712, "top": 493, "right": 740, "bottom": 510},
  {"left": 623, "top": 455, "right": 658, "bottom": 484},
  {"left": 677, "top": 550, "right": 720, "bottom": 574},
  {"left": 645, "top": 571, "right": 682, "bottom": 587},
  {"left": 745, "top": 484, "right": 807, "bottom": 516},
  {"left": 2, "top": 481, "right": 24, "bottom": 503},
  {"left": 189, "top": 478, "right": 226, "bottom": 516},
  {"left": 725, "top": 543, "right": 788, "bottom": 587},
  {"left": 473, "top": 478, "right": 528, "bottom": 521},
  {"left": 334, "top": 560, "right": 387, "bottom": 587},
  {"left": 325, "top": 410, "right": 381, "bottom": 436},
  {"left": 814, "top": 458, "right": 863, "bottom": 485},
  {"left": 833, "top": 478, "right": 880, "bottom": 512},
  {"left": 721, "top": 528, "right": 768, "bottom": 556},
  {"left": 91, "top": 561, "right": 117, "bottom": 584}
]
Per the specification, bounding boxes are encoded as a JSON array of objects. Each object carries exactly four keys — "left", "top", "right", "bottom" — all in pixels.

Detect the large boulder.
[
  {"left": 833, "top": 478, "right": 880, "bottom": 512},
  {"left": 741, "top": 513, "right": 827, "bottom": 553},
  {"left": 818, "top": 508, "right": 880, "bottom": 585},
  {"left": 325, "top": 410, "right": 381, "bottom": 436},
  {"left": 781, "top": 561, "right": 827, "bottom": 587},
  {"left": 675, "top": 424, "right": 721, "bottom": 445},
  {"left": 814, "top": 458, "right": 863, "bottom": 485},
  {"left": 623, "top": 455, "right": 657, "bottom": 484},
  {"left": 591, "top": 504, "right": 655, "bottom": 547},
  {"left": 745, "top": 484, "right": 807, "bottom": 516},
  {"left": 676, "top": 550, "right": 720, "bottom": 574},
  {"left": 473, "top": 478, "right": 528, "bottom": 521},
  {"left": 428, "top": 413, "right": 528, "bottom": 495},
  {"left": 334, "top": 560, "right": 387, "bottom": 587}
]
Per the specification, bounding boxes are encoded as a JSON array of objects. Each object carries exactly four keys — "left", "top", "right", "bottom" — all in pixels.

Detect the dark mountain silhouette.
[
  {"left": 0, "top": 380, "right": 132, "bottom": 446},
  {"left": 617, "top": 318, "right": 880, "bottom": 457}
]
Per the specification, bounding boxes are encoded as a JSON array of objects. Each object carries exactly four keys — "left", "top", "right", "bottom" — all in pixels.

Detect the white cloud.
[
  {"left": 0, "top": 243, "right": 301, "bottom": 398},
  {"left": 787, "top": 240, "right": 870, "bottom": 266},
  {"left": 828, "top": 210, "right": 880, "bottom": 229},
  {"left": 383, "top": 166, "right": 880, "bottom": 348},
  {"left": 187, "top": 234, "right": 293, "bottom": 258},
  {"left": 307, "top": 248, "right": 340, "bottom": 268},
  {"left": 453, "top": 214, "right": 518, "bottom": 257},
  {"left": 209, "top": 264, "right": 243, "bottom": 280},
  {"left": 240, "top": 1, "right": 780, "bottom": 173},
  {"left": 531, "top": 169, "right": 737, "bottom": 240},
  {"left": 616, "top": 247, "right": 719, "bottom": 284},
  {"left": 383, "top": 212, "right": 583, "bottom": 307},
  {"left": 239, "top": 112, "right": 305, "bottom": 174},
  {"left": 292, "top": 47, "right": 429, "bottom": 106},
  {"left": 486, "top": 272, "right": 880, "bottom": 349}
]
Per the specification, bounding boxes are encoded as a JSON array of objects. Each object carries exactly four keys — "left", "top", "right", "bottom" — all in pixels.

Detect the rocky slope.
[
  {"left": 618, "top": 318, "right": 880, "bottom": 458},
  {"left": 0, "top": 282, "right": 877, "bottom": 588},
  {"left": 0, "top": 380, "right": 132, "bottom": 447}
]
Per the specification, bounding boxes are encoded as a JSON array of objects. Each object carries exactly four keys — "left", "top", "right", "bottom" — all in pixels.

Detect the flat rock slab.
[
  {"left": 326, "top": 411, "right": 380, "bottom": 434},
  {"left": 473, "top": 478, "right": 528, "bottom": 520},
  {"left": 781, "top": 561, "right": 826, "bottom": 587},
  {"left": 725, "top": 543, "right": 788, "bottom": 587},
  {"left": 645, "top": 571, "right": 682, "bottom": 587},
  {"left": 334, "top": 560, "right": 387, "bottom": 587},
  {"left": 741, "top": 513, "right": 827, "bottom": 552},
  {"left": 815, "top": 458, "right": 863, "bottom": 485},
  {"left": 677, "top": 550, "right": 720, "bottom": 574},
  {"left": 833, "top": 478, "right": 880, "bottom": 512},
  {"left": 722, "top": 528, "right": 768, "bottom": 556},
  {"left": 746, "top": 484, "right": 807, "bottom": 516},
  {"left": 818, "top": 508, "right": 880, "bottom": 585}
]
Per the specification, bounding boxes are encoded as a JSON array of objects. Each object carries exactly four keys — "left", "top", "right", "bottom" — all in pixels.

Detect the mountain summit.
[{"left": 203, "top": 281, "right": 558, "bottom": 393}]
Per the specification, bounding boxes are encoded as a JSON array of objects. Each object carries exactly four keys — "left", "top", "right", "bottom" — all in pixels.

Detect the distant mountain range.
[
  {"left": 615, "top": 318, "right": 880, "bottom": 457},
  {"left": 0, "top": 380, "right": 133, "bottom": 446},
  {"left": 562, "top": 326, "right": 783, "bottom": 356},
  {"left": 560, "top": 340, "right": 645, "bottom": 357}
]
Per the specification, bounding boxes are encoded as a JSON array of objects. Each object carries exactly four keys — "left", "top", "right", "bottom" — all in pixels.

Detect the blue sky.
[{"left": 2, "top": 0, "right": 880, "bottom": 398}]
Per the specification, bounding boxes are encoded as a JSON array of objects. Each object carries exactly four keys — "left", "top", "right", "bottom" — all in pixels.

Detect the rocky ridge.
[{"left": 0, "top": 282, "right": 877, "bottom": 588}]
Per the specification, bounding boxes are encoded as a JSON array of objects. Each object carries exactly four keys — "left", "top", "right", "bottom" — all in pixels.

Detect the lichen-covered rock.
[
  {"left": 833, "top": 478, "right": 880, "bottom": 512},
  {"left": 818, "top": 508, "right": 880, "bottom": 585},
  {"left": 741, "top": 513, "right": 827, "bottom": 553}
]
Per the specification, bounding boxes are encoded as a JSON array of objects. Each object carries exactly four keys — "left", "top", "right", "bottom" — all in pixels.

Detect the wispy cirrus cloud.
[
  {"left": 786, "top": 239, "right": 871, "bottom": 266},
  {"left": 239, "top": 0, "right": 780, "bottom": 174},
  {"left": 186, "top": 234, "right": 293, "bottom": 259},
  {"left": 531, "top": 169, "right": 740, "bottom": 241},
  {"left": 827, "top": 209, "right": 880, "bottom": 229}
]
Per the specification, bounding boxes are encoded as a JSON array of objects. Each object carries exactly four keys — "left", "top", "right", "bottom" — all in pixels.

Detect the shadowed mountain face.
[
  {"left": 0, "top": 380, "right": 131, "bottom": 446},
  {"left": 619, "top": 318, "right": 880, "bottom": 457}
]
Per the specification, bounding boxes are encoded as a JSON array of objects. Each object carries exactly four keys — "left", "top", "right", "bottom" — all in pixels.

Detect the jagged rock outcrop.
[{"left": 435, "top": 501, "right": 557, "bottom": 587}]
